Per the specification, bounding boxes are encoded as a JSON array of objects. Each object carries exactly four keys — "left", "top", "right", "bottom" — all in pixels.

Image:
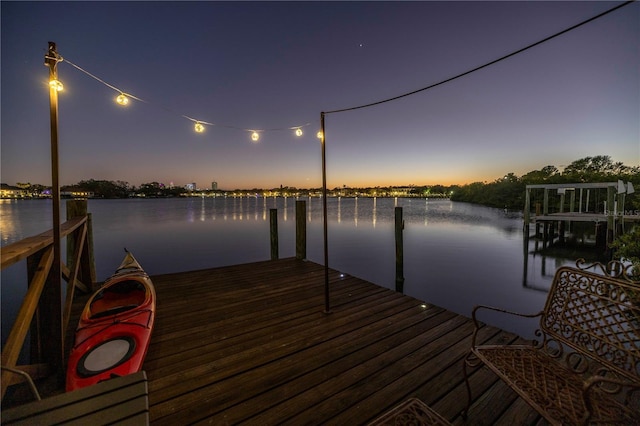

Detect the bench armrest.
[{"left": 470, "top": 305, "right": 543, "bottom": 347}]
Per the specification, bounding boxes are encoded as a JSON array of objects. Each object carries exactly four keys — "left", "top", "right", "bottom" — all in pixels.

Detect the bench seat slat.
[{"left": 2, "top": 371, "right": 148, "bottom": 425}]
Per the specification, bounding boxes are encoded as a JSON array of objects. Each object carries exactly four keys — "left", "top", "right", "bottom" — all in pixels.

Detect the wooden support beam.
[
  {"left": 67, "top": 199, "right": 96, "bottom": 291},
  {"left": 1, "top": 247, "right": 54, "bottom": 399},
  {"left": 61, "top": 263, "right": 89, "bottom": 293},
  {"left": 62, "top": 222, "right": 87, "bottom": 346}
]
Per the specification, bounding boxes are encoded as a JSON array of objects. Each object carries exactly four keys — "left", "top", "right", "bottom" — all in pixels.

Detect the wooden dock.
[{"left": 68, "top": 258, "right": 543, "bottom": 425}]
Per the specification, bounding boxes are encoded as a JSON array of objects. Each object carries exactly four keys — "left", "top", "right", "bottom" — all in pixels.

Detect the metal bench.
[
  {"left": 2, "top": 371, "right": 148, "bottom": 425},
  {"left": 463, "top": 260, "right": 640, "bottom": 425}
]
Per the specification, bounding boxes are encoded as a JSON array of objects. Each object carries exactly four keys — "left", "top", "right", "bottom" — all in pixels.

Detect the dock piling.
[
  {"left": 296, "top": 201, "right": 306, "bottom": 260},
  {"left": 270, "top": 209, "right": 278, "bottom": 260},
  {"left": 395, "top": 207, "right": 404, "bottom": 293}
]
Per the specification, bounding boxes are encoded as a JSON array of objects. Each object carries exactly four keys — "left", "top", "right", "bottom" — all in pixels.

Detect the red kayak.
[{"left": 66, "top": 250, "right": 156, "bottom": 391}]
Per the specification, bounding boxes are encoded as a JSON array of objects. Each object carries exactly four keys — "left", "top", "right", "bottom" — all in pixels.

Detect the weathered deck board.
[
  {"left": 65, "top": 257, "right": 543, "bottom": 424},
  {"left": 128, "top": 258, "right": 542, "bottom": 425}
]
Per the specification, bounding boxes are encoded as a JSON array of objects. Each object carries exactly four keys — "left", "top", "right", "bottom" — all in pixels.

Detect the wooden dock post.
[
  {"left": 543, "top": 189, "right": 549, "bottom": 215},
  {"left": 44, "top": 41, "right": 64, "bottom": 388},
  {"left": 524, "top": 188, "right": 531, "bottom": 226},
  {"left": 524, "top": 188, "right": 531, "bottom": 235},
  {"left": 270, "top": 209, "right": 278, "bottom": 260},
  {"left": 66, "top": 199, "right": 96, "bottom": 289},
  {"left": 296, "top": 201, "right": 306, "bottom": 260},
  {"left": 607, "top": 186, "right": 615, "bottom": 243},
  {"left": 395, "top": 207, "right": 404, "bottom": 293}
]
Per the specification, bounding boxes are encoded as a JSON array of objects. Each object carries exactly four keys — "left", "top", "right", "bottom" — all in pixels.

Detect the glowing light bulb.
[
  {"left": 317, "top": 131, "right": 324, "bottom": 140},
  {"left": 251, "top": 131, "right": 259, "bottom": 142},
  {"left": 194, "top": 122, "right": 205, "bottom": 133},
  {"left": 295, "top": 128, "right": 303, "bottom": 137},
  {"left": 49, "top": 79, "right": 63, "bottom": 91},
  {"left": 116, "top": 94, "right": 129, "bottom": 106}
]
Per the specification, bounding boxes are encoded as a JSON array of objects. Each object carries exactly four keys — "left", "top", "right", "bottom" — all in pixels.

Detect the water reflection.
[
  {"left": 2, "top": 197, "right": 587, "bottom": 342},
  {"left": 373, "top": 197, "right": 377, "bottom": 227}
]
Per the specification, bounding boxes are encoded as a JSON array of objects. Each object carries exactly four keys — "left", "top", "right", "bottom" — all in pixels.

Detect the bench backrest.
[{"left": 541, "top": 265, "right": 640, "bottom": 382}]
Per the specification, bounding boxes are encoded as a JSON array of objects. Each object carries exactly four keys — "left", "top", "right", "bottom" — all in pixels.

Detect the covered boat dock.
[{"left": 524, "top": 182, "right": 638, "bottom": 247}]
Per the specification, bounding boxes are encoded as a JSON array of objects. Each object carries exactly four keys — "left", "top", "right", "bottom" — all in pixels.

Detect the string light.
[
  {"left": 317, "top": 131, "right": 324, "bottom": 140},
  {"left": 59, "top": 56, "right": 314, "bottom": 142},
  {"left": 116, "top": 93, "right": 129, "bottom": 106},
  {"left": 49, "top": 79, "right": 64, "bottom": 91}
]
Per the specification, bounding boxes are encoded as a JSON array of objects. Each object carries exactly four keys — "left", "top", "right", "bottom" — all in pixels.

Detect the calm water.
[{"left": 1, "top": 197, "right": 580, "bottom": 345}]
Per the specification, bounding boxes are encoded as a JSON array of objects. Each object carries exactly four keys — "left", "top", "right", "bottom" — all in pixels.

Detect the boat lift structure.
[{"left": 524, "top": 181, "right": 637, "bottom": 248}]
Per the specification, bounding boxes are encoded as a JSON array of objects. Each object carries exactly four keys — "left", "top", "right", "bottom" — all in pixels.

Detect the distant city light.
[
  {"left": 48, "top": 56, "right": 313, "bottom": 144},
  {"left": 49, "top": 79, "right": 63, "bottom": 91}
]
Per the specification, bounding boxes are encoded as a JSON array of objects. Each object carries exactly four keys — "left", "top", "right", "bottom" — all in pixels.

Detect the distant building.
[
  {"left": 185, "top": 183, "right": 196, "bottom": 191},
  {"left": 212, "top": 182, "right": 218, "bottom": 190},
  {"left": 0, "top": 183, "right": 27, "bottom": 198},
  {"left": 60, "top": 186, "right": 95, "bottom": 198}
]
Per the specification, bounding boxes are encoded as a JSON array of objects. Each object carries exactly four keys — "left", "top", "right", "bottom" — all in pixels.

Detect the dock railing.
[{"left": 1, "top": 200, "right": 95, "bottom": 400}]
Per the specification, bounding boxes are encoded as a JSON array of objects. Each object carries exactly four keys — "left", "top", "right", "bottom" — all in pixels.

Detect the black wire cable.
[{"left": 324, "top": 0, "right": 635, "bottom": 115}]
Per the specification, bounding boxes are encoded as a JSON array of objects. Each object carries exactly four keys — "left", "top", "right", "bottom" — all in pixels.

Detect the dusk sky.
[{"left": 2, "top": 1, "right": 638, "bottom": 190}]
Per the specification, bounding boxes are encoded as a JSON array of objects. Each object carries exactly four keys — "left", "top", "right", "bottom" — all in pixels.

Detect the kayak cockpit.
[{"left": 89, "top": 280, "right": 147, "bottom": 319}]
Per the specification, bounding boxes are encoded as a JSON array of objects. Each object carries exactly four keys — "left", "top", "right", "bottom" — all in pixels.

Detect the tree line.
[
  {"left": 450, "top": 155, "right": 639, "bottom": 210},
  {"left": 12, "top": 155, "right": 639, "bottom": 210}
]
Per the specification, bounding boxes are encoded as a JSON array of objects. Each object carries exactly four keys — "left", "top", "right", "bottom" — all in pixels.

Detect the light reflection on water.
[{"left": 1, "top": 197, "right": 581, "bottom": 345}]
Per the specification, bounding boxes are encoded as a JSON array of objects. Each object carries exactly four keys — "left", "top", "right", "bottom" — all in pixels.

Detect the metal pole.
[
  {"left": 46, "top": 42, "right": 62, "bottom": 289},
  {"left": 321, "top": 112, "right": 331, "bottom": 314},
  {"left": 45, "top": 41, "right": 64, "bottom": 379}
]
